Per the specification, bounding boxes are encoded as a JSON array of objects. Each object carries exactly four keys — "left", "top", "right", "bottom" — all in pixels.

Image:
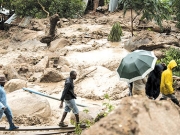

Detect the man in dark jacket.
[{"left": 59, "top": 71, "right": 82, "bottom": 127}]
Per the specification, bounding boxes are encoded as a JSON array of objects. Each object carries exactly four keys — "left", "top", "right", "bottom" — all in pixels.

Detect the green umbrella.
[{"left": 117, "top": 50, "right": 157, "bottom": 83}]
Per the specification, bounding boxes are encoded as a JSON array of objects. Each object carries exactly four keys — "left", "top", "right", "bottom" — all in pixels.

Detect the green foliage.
[
  {"left": 172, "top": 0, "right": 180, "bottom": 28},
  {"left": 157, "top": 48, "right": 180, "bottom": 76},
  {"left": 108, "top": 22, "right": 122, "bottom": 42},
  {"left": 75, "top": 124, "right": 82, "bottom": 135},
  {"left": 3, "top": 0, "right": 85, "bottom": 18},
  {"left": 119, "top": 0, "right": 171, "bottom": 35},
  {"left": 95, "top": 93, "right": 114, "bottom": 122},
  {"left": 83, "top": 109, "right": 89, "bottom": 114}
]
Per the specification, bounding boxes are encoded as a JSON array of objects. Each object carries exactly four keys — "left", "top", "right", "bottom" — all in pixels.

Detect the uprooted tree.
[{"left": 40, "top": 14, "right": 59, "bottom": 46}]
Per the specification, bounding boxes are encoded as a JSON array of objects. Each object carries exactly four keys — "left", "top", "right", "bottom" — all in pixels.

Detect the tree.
[
  {"left": 120, "top": 0, "right": 171, "bottom": 36},
  {"left": 10, "top": 0, "right": 85, "bottom": 18}
]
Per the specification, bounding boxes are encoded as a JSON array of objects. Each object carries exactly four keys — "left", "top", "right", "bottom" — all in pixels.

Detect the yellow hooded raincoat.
[{"left": 160, "top": 60, "right": 177, "bottom": 95}]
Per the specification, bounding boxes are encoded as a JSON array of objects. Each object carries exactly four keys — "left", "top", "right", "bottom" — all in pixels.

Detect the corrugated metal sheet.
[{"left": 4, "top": 13, "right": 16, "bottom": 24}]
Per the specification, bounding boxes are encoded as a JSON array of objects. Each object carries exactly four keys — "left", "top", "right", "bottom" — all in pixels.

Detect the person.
[
  {"left": 59, "top": 71, "right": 85, "bottom": 127},
  {"left": 0, "top": 75, "right": 19, "bottom": 130},
  {"left": 145, "top": 64, "right": 164, "bottom": 100},
  {"left": 160, "top": 60, "right": 180, "bottom": 107},
  {"left": 132, "top": 78, "right": 146, "bottom": 96}
]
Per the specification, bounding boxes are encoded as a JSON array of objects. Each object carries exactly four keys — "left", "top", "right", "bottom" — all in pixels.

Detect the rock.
[
  {"left": 49, "top": 38, "right": 70, "bottom": 52},
  {"left": 59, "top": 57, "right": 70, "bottom": 66},
  {"left": 4, "top": 79, "right": 27, "bottom": 93},
  {"left": 34, "top": 56, "right": 48, "bottom": 72},
  {"left": 82, "top": 97, "right": 180, "bottom": 135},
  {"left": 40, "top": 68, "right": 63, "bottom": 82},
  {"left": 61, "top": 65, "right": 71, "bottom": 72},
  {"left": 7, "top": 90, "right": 51, "bottom": 118},
  {"left": 4, "top": 64, "right": 22, "bottom": 80},
  {"left": 124, "top": 31, "right": 180, "bottom": 51}
]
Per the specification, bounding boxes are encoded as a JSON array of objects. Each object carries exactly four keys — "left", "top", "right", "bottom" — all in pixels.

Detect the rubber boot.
[{"left": 59, "top": 112, "right": 68, "bottom": 127}]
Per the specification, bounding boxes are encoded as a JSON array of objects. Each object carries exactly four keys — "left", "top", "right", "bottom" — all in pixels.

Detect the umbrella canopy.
[{"left": 117, "top": 50, "right": 157, "bottom": 83}]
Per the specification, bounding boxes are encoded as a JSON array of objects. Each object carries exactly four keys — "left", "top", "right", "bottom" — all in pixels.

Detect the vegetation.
[
  {"left": 0, "top": 0, "right": 85, "bottom": 18},
  {"left": 108, "top": 22, "right": 122, "bottom": 42},
  {"left": 172, "top": 0, "right": 180, "bottom": 28},
  {"left": 95, "top": 93, "right": 114, "bottom": 122},
  {"left": 119, "top": 0, "right": 172, "bottom": 36},
  {"left": 157, "top": 48, "right": 180, "bottom": 76}
]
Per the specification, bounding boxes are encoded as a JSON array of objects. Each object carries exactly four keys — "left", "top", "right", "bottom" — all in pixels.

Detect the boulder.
[
  {"left": 76, "top": 66, "right": 127, "bottom": 100},
  {"left": 82, "top": 97, "right": 180, "bottom": 135},
  {"left": 40, "top": 68, "right": 63, "bottom": 82},
  {"left": 124, "top": 31, "right": 180, "bottom": 52},
  {"left": 4, "top": 79, "right": 27, "bottom": 93},
  {"left": 7, "top": 90, "right": 51, "bottom": 118}
]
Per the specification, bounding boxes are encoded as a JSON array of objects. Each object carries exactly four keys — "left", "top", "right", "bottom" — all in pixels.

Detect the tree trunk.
[
  {"left": 49, "top": 14, "right": 59, "bottom": 37},
  {"left": 40, "top": 14, "right": 59, "bottom": 46}
]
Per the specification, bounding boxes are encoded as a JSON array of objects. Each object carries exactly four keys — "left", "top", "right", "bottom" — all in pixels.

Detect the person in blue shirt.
[{"left": 0, "top": 75, "right": 19, "bottom": 130}]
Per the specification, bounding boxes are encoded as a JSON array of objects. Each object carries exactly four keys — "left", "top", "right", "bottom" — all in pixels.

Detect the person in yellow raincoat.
[{"left": 160, "top": 60, "right": 180, "bottom": 107}]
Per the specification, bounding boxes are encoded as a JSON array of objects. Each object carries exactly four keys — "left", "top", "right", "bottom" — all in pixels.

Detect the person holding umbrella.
[
  {"left": 117, "top": 50, "right": 157, "bottom": 94},
  {"left": 160, "top": 60, "right": 180, "bottom": 107}
]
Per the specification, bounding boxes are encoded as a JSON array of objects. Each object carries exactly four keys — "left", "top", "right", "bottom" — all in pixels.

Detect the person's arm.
[{"left": 59, "top": 83, "right": 71, "bottom": 108}]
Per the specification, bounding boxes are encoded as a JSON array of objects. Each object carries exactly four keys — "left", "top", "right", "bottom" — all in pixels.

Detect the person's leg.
[
  {"left": 4, "top": 106, "right": 18, "bottom": 130},
  {"left": 160, "top": 94, "right": 167, "bottom": 100},
  {"left": 59, "top": 101, "right": 70, "bottom": 127},
  {"left": 59, "top": 112, "right": 68, "bottom": 127},
  {"left": 168, "top": 94, "right": 180, "bottom": 106},
  {"left": 0, "top": 109, "right": 4, "bottom": 120},
  {"left": 128, "top": 83, "right": 133, "bottom": 96}
]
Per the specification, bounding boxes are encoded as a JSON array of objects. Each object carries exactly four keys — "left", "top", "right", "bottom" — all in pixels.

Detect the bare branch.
[{"left": 37, "top": 0, "right": 49, "bottom": 18}]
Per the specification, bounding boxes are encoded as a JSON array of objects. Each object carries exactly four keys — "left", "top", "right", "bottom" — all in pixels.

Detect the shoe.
[
  {"left": 58, "top": 122, "right": 68, "bottom": 127},
  {"left": 9, "top": 126, "right": 19, "bottom": 130}
]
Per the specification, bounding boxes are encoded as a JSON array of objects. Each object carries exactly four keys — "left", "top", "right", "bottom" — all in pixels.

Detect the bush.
[
  {"left": 157, "top": 48, "right": 180, "bottom": 76},
  {"left": 108, "top": 22, "right": 122, "bottom": 42}
]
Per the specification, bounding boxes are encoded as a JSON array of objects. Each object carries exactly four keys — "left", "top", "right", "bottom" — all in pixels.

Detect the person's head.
[
  {"left": 0, "top": 75, "right": 6, "bottom": 87},
  {"left": 70, "top": 71, "right": 77, "bottom": 80},
  {"left": 154, "top": 64, "right": 163, "bottom": 75},
  {"left": 167, "top": 60, "right": 177, "bottom": 71},
  {"left": 161, "top": 63, "right": 167, "bottom": 71}
]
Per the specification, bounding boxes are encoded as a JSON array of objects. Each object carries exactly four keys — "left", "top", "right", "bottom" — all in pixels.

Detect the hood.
[
  {"left": 167, "top": 60, "right": 177, "bottom": 70},
  {"left": 154, "top": 64, "right": 163, "bottom": 74}
]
